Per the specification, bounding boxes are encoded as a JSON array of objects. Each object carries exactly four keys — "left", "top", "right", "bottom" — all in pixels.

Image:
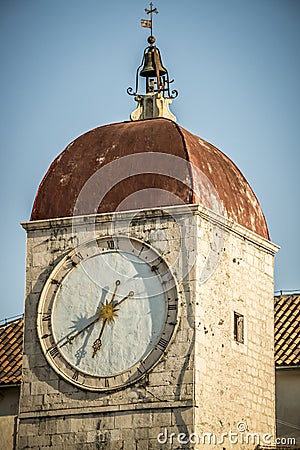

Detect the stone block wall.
[
  {"left": 18, "top": 207, "right": 197, "bottom": 449},
  {"left": 17, "top": 205, "right": 278, "bottom": 449},
  {"left": 0, "top": 386, "right": 20, "bottom": 450},
  {"left": 194, "top": 213, "right": 278, "bottom": 449}
]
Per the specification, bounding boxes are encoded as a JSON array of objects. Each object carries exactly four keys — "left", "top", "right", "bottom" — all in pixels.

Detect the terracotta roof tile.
[
  {"left": 275, "top": 294, "right": 300, "bottom": 367},
  {"left": 0, "top": 295, "right": 298, "bottom": 383},
  {"left": 0, "top": 317, "right": 24, "bottom": 385}
]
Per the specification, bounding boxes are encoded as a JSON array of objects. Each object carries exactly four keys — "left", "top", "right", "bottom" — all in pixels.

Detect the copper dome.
[{"left": 31, "top": 118, "right": 269, "bottom": 239}]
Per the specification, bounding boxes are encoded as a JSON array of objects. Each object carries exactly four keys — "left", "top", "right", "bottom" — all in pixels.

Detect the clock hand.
[
  {"left": 116, "top": 290, "right": 134, "bottom": 307},
  {"left": 92, "top": 318, "right": 108, "bottom": 358},
  {"left": 59, "top": 315, "right": 101, "bottom": 348},
  {"left": 90, "top": 280, "right": 120, "bottom": 357},
  {"left": 60, "top": 281, "right": 122, "bottom": 350},
  {"left": 111, "top": 279, "right": 120, "bottom": 302},
  {"left": 96, "top": 289, "right": 134, "bottom": 324},
  {"left": 91, "top": 281, "right": 134, "bottom": 357}
]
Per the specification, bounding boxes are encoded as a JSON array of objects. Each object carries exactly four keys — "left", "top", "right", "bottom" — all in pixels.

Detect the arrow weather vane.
[{"left": 141, "top": 2, "right": 158, "bottom": 36}]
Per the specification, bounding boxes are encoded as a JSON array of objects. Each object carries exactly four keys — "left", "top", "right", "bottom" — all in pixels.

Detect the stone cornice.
[{"left": 21, "top": 204, "right": 280, "bottom": 255}]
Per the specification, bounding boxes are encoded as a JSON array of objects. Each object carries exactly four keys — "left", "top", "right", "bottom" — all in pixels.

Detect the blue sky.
[{"left": 0, "top": 0, "right": 299, "bottom": 320}]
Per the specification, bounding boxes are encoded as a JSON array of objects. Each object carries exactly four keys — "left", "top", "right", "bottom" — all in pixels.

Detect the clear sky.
[{"left": 0, "top": 0, "right": 299, "bottom": 320}]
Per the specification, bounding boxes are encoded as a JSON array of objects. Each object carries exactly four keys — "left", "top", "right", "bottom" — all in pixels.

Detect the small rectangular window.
[{"left": 234, "top": 312, "right": 244, "bottom": 344}]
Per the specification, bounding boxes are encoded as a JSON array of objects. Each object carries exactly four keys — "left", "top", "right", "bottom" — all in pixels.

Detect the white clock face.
[{"left": 37, "top": 236, "right": 179, "bottom": 391}]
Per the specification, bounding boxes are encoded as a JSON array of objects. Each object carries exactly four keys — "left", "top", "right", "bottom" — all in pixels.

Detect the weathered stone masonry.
[{"left": 17, "top": 204, "right": 278, "bottom": 450}]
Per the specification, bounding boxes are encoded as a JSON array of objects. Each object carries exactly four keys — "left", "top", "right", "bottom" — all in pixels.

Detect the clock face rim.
[{"left": 37, "top": 235, "right": 179, "bottom": 392}]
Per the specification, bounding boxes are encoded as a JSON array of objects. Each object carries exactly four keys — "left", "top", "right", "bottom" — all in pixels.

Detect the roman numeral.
[
  {"left": 168, "top": 304, "right": 177, "bottom": 310},
  {"left": 48, "top": 346, "right": 59, "bottom": 359},
  {"left": 157, "top": 338, "right": 168, "bottom": 351},
  {"left": 105, "top": 378, "right": 109, "bottom": 388},
  {"left": 42, "top": 314, "right": 51, "bottom": 322},
  {"left": 72, "top": 370, "right": 79, "bottom": 381},
  {"left": 137, "top": 363, "right": 146, "bottom": 375},
  {"left": 107, "top": 240, "right": 115, "bottom": 250},
  {"left": 66, "top": 253, "right": 82, "bottom": 266},
  {"left": 41, "top": 333, "right": 51, "bottom": 339}
]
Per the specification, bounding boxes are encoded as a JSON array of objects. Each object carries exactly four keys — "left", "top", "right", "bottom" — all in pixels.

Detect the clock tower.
[{"left": 17, "top": 4, "right": 279, "bottom": 450}]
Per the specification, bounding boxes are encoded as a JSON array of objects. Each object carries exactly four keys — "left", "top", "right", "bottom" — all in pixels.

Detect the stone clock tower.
[{"left": 17, "top": 5, "right": 279, "bottom": 450}]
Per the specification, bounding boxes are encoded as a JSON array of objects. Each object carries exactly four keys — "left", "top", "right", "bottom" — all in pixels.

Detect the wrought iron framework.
[
  {"left": 127, "top": 2, "right": 178, "bottom": 100},
  {"left": 127, "top": 41, "right": 178, "bottom": 99}
]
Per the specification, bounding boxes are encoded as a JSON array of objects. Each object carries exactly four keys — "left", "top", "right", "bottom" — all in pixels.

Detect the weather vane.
[
  {"left": 128, "top": 1, "right": 178, "bottom": 122},
  {"left": 141, "top": 2, "right": 158, "bottom": 36}
]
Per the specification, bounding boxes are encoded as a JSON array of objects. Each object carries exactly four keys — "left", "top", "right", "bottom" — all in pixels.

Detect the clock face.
[{"left": 37, "top": 236, "right": 179, "bottom": 391}]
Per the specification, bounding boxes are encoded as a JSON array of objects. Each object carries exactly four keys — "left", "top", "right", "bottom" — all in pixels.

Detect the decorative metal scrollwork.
[
  {"left": 170, "top": 90, "right": 178, "bottom": 99},
  {"left": 127, "top": 87, "right": 136, "bottom": 96},
  {"left": 127, "top": 40, "right": 178, "bottom": 100}
]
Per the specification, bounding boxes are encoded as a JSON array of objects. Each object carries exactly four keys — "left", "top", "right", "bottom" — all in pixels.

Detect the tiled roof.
[
  {"left": 0, "top": 295, "right": 298, "bottom": 384},
  {"left": 275, "top": 294, "right": 300, "bottom": 367},
  {"left": 0, "top": 317, "right": 23, "bottom": 385}
]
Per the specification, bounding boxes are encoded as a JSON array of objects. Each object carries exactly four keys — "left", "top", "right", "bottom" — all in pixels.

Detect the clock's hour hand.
[
  {"left": 92, "top": 319, "right": 108, "bottom": 358},
  {"left": 91, "top": 280, "right": 121, "bottom": 357}
]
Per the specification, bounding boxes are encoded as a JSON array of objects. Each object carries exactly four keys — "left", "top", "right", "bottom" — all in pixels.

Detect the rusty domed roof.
[{"left": 31, "top": 118, "right": 269, "bottom": 239}]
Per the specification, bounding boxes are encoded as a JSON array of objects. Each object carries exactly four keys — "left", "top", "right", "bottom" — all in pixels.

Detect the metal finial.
[
  {"left": 141, "top": 2, "right": 158, "bottom": 37},
  {"left": 128, "top": 2, "right": 178, "bottom": 121}
]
